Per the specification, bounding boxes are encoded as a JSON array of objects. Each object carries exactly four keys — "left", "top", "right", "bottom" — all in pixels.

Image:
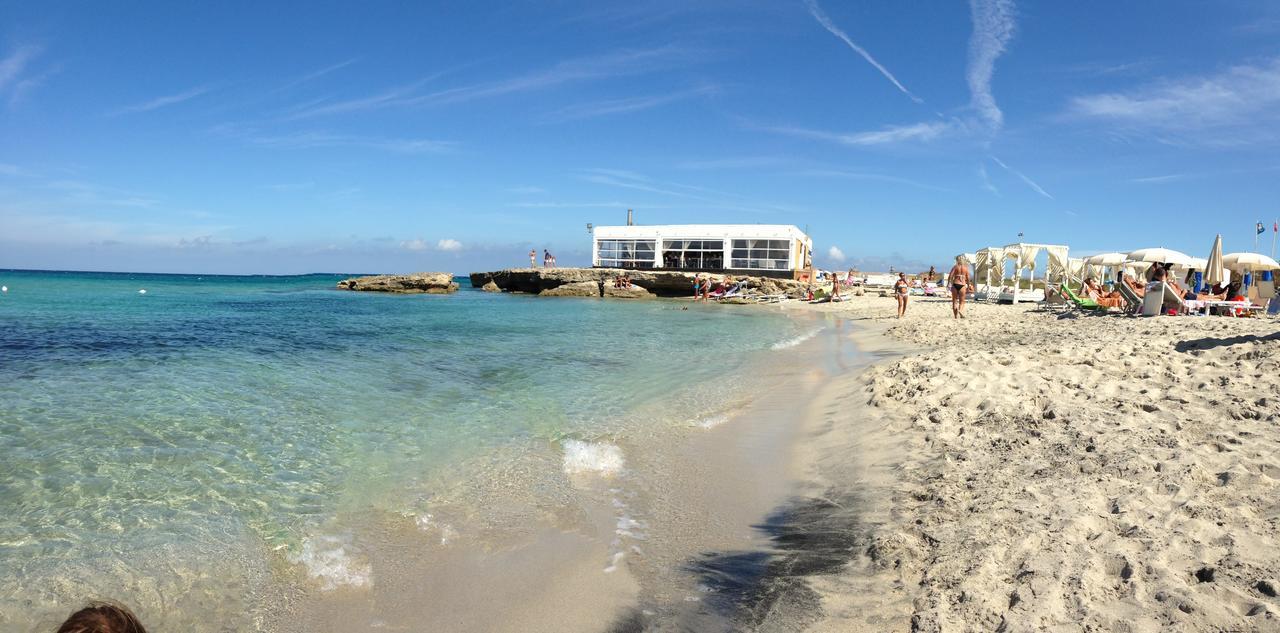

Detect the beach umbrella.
[
  {"left": 1222, "top": 252, "right": 1280, "bottom": 272},
  {"left": 1127, "top": 247, "right": 1194, "bottom": 266},
  {"left": 1084, "top": 252, "right": 1126, "bottom": 266},
  {"left": 1204, "top": 235, "right": 1225, "bottom": 288}
]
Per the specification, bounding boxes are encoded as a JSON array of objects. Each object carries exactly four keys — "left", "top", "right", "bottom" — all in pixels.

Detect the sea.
[{"left": 0, "top": 270, "right": 831, "bottom": 631}]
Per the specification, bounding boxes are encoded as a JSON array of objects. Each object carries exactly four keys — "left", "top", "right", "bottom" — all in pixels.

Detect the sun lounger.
[
  {"left": 1060, "top": 283, "right": 1102, "bottom": 311},
  {"left": 1141, "top": 282, "right": 1188, "bottom": 316},
  {"left": 1116, "top": 281, "right": 1143, "bottom": 314}
]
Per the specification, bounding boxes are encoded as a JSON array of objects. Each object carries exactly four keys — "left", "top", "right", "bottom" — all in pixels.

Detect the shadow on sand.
[
  {"left": 1174, "top": 331, "right": 1280, "bottom": 353},
  {"left": 605, "top": 492, "right": 867, "bottom": 633}
]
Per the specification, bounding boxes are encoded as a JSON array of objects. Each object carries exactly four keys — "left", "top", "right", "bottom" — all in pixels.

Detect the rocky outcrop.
[
  {"left": 337, "top": 272, "right": 458, "bottom": 294},
  {"left": 603, "top": 284, "right": 654, "bottom": 299},
  {"left": 539, "top": 281, "right": 602, "bottom": 297},
  {"left": 469, "top": 268, "right": 809, "bottom": 299},
  {"left": 481, "top": 280, "right": 502, "bottom": 293}
]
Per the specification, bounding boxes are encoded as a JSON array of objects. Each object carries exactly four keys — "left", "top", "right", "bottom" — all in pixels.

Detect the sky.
[{"left": 2, "top": 0, "right": 1279, "bottom": 274}]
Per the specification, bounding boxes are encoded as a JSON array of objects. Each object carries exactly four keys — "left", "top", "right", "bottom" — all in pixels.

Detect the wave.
[
  {"left": 288, "top": 534, "right": 372, "bottom": 590},
  {"left": 562, "top": 440, "right": 625, "bottom": 477},
  {"left": 771, "top": 327, "right": 823, "bottom": 350}
]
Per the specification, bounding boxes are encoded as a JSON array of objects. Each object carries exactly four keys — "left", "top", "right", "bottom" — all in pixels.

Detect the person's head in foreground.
[{"left": 57, "top": 602, "right": 146, "bottom": 633}]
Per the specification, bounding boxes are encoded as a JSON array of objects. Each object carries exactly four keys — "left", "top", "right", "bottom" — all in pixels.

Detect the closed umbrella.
[{"left": 1204, "top": 235, "right": 1225, "bottom": 288}]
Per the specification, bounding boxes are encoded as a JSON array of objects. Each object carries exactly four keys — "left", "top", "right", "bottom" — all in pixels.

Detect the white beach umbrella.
[
  {"left": 1127, "top": 247, "right": 1194, "bottom": 266},
  {"left": 1084, "top": 252, "right": 1127, "bottom": 266},
  {"left": 1204, "top": 235, "right": 1225, "bottom": 288},
  {"left": 1222, "top": 252, "right": 1280, "bottom": 272},
  {"left": 1184, "top": 257, "right": 1208, "bottom": 270}
]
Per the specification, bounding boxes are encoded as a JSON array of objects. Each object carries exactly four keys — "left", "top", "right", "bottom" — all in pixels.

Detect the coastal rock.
[
  {"left": 470, "top": 268, "right": 809, "bottom": 299},
  {"left": 337, "top": 272, "right": 458, "bottom": 294},
  {"left": 481, "top": 280, "right": 501, "bottom": 293},
  {"left": 602, "top": 284, "right": 653, "bottom": 299},
  {"left": 538, "top": 281, "right": 601, "bottom": 297}
]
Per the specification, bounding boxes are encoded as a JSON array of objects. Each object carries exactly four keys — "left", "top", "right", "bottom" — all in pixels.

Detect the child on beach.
[{"left": 57, "top": 602, "right": 147, "bottom": 633}]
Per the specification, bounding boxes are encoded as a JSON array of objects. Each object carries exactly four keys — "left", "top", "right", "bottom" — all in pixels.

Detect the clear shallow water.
[{"left": 0, "top": 270, "right": 812, "bottom": 629}]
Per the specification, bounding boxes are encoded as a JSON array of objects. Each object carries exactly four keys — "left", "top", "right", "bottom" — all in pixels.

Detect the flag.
[
  {"left": 1274, "top": 220, "right": 1278, "bottom": 233},
  {"left": 1258, "top": 222, "right": 1267, "bottom": 235}
]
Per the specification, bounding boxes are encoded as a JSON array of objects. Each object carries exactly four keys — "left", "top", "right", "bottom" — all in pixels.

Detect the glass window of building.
[
  {"left": 596, "top": 239, "right": 656, "bottom": 268},
  {"left": 661, "top": 240, "right": 724, "bottom": 270},
  {"left": 730, "top": 239, "right": 790, "bottom": 270}
]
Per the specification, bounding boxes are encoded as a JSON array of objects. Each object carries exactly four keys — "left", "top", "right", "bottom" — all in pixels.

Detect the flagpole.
[{"left": 1272, "top": 219, "right": 1277, "bottom": 260}]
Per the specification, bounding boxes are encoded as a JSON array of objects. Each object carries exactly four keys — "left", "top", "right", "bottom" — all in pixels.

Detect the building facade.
[{"left": 592, "top": 224, "right": 812, "bottom": 278}]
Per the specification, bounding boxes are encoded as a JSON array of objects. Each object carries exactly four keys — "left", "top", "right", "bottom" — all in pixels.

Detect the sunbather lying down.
[
  {"left": 1083, "top": 277, "right": 1123, "bottom": 308},
  {"left": 1122, "top": 274, "right": 1146, "bottom": 298}
]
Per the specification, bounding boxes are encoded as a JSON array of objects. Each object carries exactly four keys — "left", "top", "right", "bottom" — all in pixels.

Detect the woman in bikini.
[
  {"left": 948, "top": 255, "right": 970, "bottom": 319},
  {"left": 894, "top": 272, "right": 910, "bottom": 318}
]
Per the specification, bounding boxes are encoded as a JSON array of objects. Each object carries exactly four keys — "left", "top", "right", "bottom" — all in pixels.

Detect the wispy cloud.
[
  {"left": 1129, "top": 174, "right": 1189, "bottom": 184},
  {"left": 675, "top": 156, "right": 789, "bottom": 170},
  {"left": 436, "top": 238, "right": 463, "bottom": 252},
  {"left": 576, "top": 168, "right": 795, "bottom": 215},
  {"left": 977, "top": 162, "right": 1000, "bottom": 195},
  {"left": 803, "top": 0, "right": 922, "bottom": 103},
  {"left": 285, "top": 47, "right": 691, "bottom": 119},
  {"left": 1067, "top": 56, "right": 1280, "bottom": 142},
  {"left": 0, "top": 44, "right": 54, "bottom": 106},
  {"left": 989, "top": 155, "right": 1051, "bottom": 199},
  {"left": 399, "top": 237, "right": 463, "bottom": 252},
  {"left": 795, "top": 169, "right": 950, "bottom": 192},
  {"left": 233, "top": 130, "right": 456, "bottom": 154},
  {"left": 967, "top": 0, "right": 1016, "bottom": 131},
  {"left": 764, "top": 120, "right": 952, "bottom": 146},
  {"left": 542, "top": 85, "right": 717, "bottom": 122},
  {"left": 111, "top": 86, "right": 212, "bottom": 116},
  {"left": 276, "top": 58, "right": 359, "bottom": 92}
]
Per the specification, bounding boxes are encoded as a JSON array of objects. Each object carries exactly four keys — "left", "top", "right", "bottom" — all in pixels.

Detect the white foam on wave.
[
  {"left": 695, "top": 414, "right": 730, "bottom": 430},
  {"left": 562, "top": 440, "right": 625, "bottom": 477},
  {"left": 771, "top": 327, "right": 823, "bottom": 350},
  {"left": 288, "top": 534, "right": 372, "bottom": 590}
]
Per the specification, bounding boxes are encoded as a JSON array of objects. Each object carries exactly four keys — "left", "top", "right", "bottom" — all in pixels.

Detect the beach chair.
[
  {"left": 1116, "top": 281, "right": 1143, "bottom": 314},
  {"left": 1059, "top": 283, "right": 1101, "bottom": 311},
  {"left": 1141, "top": 282, "right": 1188, "bottom": 316}
]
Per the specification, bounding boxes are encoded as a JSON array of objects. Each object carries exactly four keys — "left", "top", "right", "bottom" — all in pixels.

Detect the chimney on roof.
[{"left": 627, "top": 208, "right": 634, "bottom": 226}]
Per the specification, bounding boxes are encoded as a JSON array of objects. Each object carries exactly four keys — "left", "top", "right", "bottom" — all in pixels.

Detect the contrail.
[
  {"left": 990, "top": 155, "right": 1052, "bottom": 199},
  {"left": 804, "top": 0, "right": 923, "bottom": 104}
]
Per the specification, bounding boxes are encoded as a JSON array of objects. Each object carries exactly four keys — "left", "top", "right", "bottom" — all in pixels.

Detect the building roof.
[{"left": 593, "top": 224, "right": 810, "bottom": 242}]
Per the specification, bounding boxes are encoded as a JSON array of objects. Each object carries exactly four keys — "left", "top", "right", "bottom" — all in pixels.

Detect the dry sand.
[{"left": 780, "top": 292, "right": 1280, "bottom": 631}]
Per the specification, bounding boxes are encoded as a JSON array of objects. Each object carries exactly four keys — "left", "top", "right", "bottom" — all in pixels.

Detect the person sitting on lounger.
[{"left": 1122, "top": 274, "right": 1146, "bottom": 298}]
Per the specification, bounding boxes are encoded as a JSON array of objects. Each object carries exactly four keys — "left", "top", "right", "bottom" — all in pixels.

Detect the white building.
[{"left": 592, "top": 224, "right": 812, "bottom": 278}]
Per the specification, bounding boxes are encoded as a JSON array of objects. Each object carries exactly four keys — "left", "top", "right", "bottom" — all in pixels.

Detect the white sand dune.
[{"left": 790, "top": 294, "right": 1280, "bottom": 631}]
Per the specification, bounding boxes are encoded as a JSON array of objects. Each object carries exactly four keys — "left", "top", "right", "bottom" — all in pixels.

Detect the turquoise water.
[{"left": 0, "top": 270, "right": 813, "bottom": 629}]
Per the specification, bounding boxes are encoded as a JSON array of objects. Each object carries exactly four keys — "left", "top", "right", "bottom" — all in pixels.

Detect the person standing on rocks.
[
  {"left": 529, "top": 249, "right": 537, "bottom": 268},
  {"left": 543, "top": 250, "right": 551, "bottom": 268}
]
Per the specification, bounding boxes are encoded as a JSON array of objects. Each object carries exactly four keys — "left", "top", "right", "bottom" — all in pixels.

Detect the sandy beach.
[{"left": 776, "top": 293, "right": 1280, "bottom": 631}]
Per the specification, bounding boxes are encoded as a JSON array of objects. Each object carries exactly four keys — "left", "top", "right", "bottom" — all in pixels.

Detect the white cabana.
[
  {"left": 997, "top": 242, "right": 1070, "bottom": 304},
  {"left": 973, "top": 247, "right": 1006, "bottom": 300}
]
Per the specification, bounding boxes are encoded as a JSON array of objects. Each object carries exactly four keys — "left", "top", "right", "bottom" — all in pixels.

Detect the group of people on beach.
[
  {"left": 612, "top": 273, "right": 633, "bottom": 289},
  {"left": 691, "top": 274, "right": 746, "bottom": 301},
  {"left": 528, "top": 249, "right": 557, "bottom": 268},
  {"left": 890, "top": 256, "right": 973, "bottom": 319}
]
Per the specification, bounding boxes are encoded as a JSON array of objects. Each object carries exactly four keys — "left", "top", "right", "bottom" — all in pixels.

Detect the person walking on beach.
[
  {"left": 948, "top": 255, "right": 971, "bottom": 319},
  {"left": 894, "top": 272, "right": 910, "bottom": 318},
  {"left": 529, "top": 249, "right": 537, "bottom": 268},
  {"left": 831, "top": 269, "right": 842, "bottom": 301},
  {"left": 543, "top": 249, "right": 551, "bottom": 268}
]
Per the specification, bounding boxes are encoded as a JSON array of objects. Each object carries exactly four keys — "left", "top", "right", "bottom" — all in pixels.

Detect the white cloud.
[
  {"left": 767, "top": 121, "right": 952, "bottom": 147},
  {"left": 542, "top": 85, "right": 717, "bottom": 122},
  {"left": 967, "top": 0, "right": 1016, "bottom": 130},
  {"left": 110, "top": 86, "right": 211, "bottom": 116},
  {"left": 0, "top": 44, "right": 40, "bottom": 93},
  {"left": 400, "top": 239, "right": 429, "bottom": 251},
  {"left": 436, "top": 238, "right": 463, "bottom": 252},
  {"left": 827, "top": 246, "right": 846, "bottom": 262},
  {"left": 1067, "top": 56, "right": 1280, "bottom": 139},
  {"left": 977, "top": 162, "right": 1000, "bottom": 195},
  {"left": 239, "top": 131, "right": 456, "bottom": 154},
  {"left": 804, "top": 0, "right": 922, "bottom": 103}
]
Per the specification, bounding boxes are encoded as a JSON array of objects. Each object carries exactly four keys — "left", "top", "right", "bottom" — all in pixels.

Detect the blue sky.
[{"left": 2, "top": 0, "right": 1279, "bottom": 274}]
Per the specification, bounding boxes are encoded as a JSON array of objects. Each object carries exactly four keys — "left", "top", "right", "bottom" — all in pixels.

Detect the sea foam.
[
  {"left": 562, "top": 440, "right": 625, "bottom": 477},
  {"left": 771, "top": 327, "right": 823, "bottom": 350},
  {"left": 289, "top": 534, "right": 372, "bottom": 590}
]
